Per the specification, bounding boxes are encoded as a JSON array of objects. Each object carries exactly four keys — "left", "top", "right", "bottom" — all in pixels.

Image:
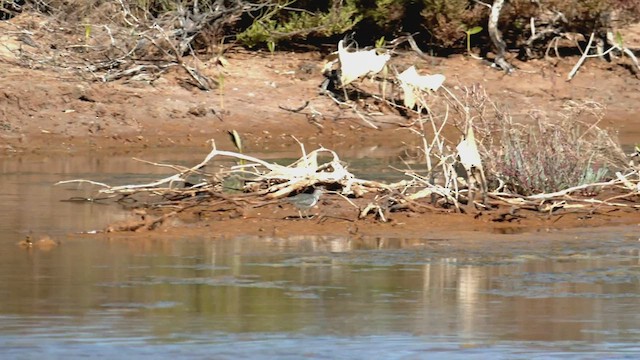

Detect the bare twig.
[{"left": 567, "top": 32, "right": 595, "bottom": 80}]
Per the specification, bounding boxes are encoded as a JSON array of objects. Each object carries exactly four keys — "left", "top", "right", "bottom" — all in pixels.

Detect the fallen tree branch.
[{"left": 526, "top": 171, "right": 637, "bottom": 200}]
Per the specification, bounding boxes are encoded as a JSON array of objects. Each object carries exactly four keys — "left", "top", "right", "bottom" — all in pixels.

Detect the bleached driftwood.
[
  {"left": 56, "top": 140, "right": 391, "bottom": 202},
  {"left": 526, "top": 171, "right": 638, "bottom": 200}
]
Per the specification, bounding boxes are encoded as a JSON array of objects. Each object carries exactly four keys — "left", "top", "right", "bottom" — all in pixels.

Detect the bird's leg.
[{"left": 304, "top": 210, "right": 314, "bottom": 219}]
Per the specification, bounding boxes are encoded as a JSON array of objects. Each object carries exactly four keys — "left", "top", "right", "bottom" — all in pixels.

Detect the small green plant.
[
  {"left": 84, "top": 23, "right": 91, "bottom": 44},
  {"left": 580, "top": 161, "right": 608, "bottom": 185},
  {"left": 267, "top": 39, "right": 276, "bottom": 56},
  {"left": 375, "top": 36, "right": 386, "bottom": 49},
  {"left": 463, "top": 25, "right": 482, "bottom": 58}
]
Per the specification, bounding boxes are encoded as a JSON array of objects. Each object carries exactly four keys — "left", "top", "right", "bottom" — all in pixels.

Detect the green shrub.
[
  {"left": 356, "top": 0, "right": 414, "bottom": 37},
  {"left": 420, "top": 0, "right": 485, "bottom": 48},
  {"left": 15, "top": 0, "right": 640, "bottom": 54},
  {"left": 236, "top": 0, "right": 362, "bottom": 48}
]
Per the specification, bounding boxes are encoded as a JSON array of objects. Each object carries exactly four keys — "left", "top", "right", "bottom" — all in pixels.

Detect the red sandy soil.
[{"left": 2, "top": 14, "right": 639, "bottom": 236}]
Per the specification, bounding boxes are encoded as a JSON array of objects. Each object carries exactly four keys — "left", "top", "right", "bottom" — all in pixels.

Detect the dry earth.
[{"left": 2, "top": 14, "right": 640, "bottom": 236}]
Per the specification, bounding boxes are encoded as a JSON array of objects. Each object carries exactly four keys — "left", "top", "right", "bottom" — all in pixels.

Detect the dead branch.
[
  {"left": 568, "top": 31, "right": 640, "bottom": 81},
  {"left": 567, "top": 32, "right": 596, "bottom": 81},
  {"left": 527, "top": 171, "right": 637, "bottom": 200},
  {"left": 488, "top": 0, "right": 514, "bottom": 73}
]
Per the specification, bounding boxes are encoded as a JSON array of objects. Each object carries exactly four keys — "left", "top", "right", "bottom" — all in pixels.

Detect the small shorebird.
[{"left": 286, "top": 188, "right": 323, "bottom": 219}]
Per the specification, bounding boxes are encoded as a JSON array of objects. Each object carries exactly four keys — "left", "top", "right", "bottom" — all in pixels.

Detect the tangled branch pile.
[{"left": 1, "top": 0, "right": 268, "bottom": 88}]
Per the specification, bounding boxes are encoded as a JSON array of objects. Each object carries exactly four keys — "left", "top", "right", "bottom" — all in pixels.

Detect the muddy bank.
[
  {"left": 141, "top": 203, "right": 640, "bottom": 239},
  {"left": 2, "top": 33, "right": 640, "bottom": 154}
]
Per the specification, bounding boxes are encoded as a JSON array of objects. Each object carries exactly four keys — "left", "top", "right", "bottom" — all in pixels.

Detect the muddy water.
[{"left": 1, "top": 152, "right": 640, "bottom": 358}]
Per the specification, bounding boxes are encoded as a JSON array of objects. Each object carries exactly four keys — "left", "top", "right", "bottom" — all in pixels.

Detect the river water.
[{"left": 1, "top": 151, "right": 639, "bottom": 359}]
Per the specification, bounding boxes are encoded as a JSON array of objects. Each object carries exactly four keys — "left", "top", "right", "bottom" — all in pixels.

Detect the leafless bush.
[{"left": 5, "top": 1, "right": 270, "bottom": 88}]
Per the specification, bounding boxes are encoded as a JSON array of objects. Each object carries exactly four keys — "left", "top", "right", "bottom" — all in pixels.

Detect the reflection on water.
[
  {"left": 1, "top": 232, "right": 639, "bottom": 358},
  {"left": 1, "top": 153, "right": 640, "bottom": 358},
  {"left": 0, "top": 152, "right": 185, "bottom": 236}
]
